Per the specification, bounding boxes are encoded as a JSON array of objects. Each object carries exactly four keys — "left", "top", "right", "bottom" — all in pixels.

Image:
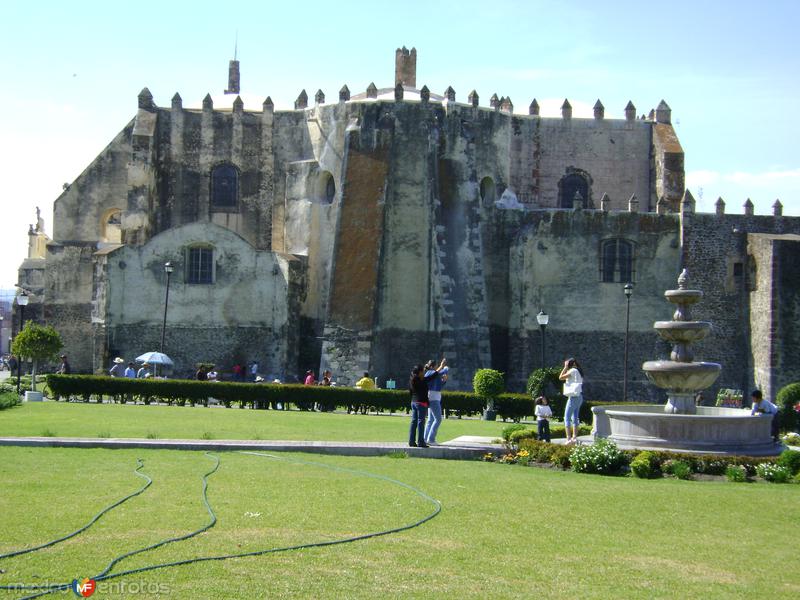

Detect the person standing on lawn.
[
  {"left": 109, "top": 357, "right": 124, "bottom": 377},
  {"left": 408, "top": 359, "right": 446, "bottom": 448},
  {"left": 423, "top": 358, "right": 448, "bottom": 445},
  {"left": 534, "top": 396, "right": 552, "bottom": 443},
  {"left": 559, "top": 357, "right": 584, "bottom": 444}
]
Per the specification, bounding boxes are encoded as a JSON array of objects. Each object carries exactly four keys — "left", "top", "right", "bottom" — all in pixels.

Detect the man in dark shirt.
[{"left": 58, "top": 354, "right": 71, "bottom": 374}]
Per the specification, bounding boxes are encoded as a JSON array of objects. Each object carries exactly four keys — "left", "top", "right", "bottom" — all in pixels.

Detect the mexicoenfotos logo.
[{"left": 71, "top": 577, "right": 96, "bottom": 597}]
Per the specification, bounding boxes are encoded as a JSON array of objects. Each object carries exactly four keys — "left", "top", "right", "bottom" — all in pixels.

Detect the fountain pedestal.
[
  {"left": 591, "top": 270, "right": 782, "bottom": 455},
  {"left": 665, "top": 393, "right": 695, "bottom": 414}
]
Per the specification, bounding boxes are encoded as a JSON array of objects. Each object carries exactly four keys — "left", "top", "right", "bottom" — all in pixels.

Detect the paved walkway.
[{"left": 0, "top": 434, "right": 505, "bottom": 460}]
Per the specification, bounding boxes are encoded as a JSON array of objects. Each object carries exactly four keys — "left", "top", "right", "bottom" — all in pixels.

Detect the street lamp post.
[
  {"left": 536, "top": 310, "right": 549, "bottom": 371},
  {"left": 15, "top": 291, "right": 29, "bottom": 396},
  {"left": 0, "top": 315, "right": 4, "bottom": 355},
  {"left": 159, "top": 262, "right": 174, "bottom": 356},
  {"left": 623, "top": 283, "right": 634, "bottom": 402}
]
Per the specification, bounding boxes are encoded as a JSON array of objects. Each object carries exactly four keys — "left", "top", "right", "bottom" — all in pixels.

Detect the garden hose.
[
  {"left": 2, "top": 453, "right": 219, "bottom": 598},
  {"left": 3, "top": 451, "right": 441, "bottom": 600},
  {"left": 0, "top": 458, "right": 152, "bottom": 560}
]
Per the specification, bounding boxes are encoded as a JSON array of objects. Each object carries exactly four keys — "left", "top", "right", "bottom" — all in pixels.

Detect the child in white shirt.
[{"left": 535, "top": 396, "right": 552, "bottom": 443}]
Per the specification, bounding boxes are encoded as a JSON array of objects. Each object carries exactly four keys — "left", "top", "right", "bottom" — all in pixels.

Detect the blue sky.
[{"left": 1, "top": 0, "right": 799, "bottom": 288}]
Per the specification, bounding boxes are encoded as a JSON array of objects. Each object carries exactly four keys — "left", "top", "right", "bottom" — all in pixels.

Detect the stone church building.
[{"left": 17, "top": 48, "right": 800, "bottom": 401}]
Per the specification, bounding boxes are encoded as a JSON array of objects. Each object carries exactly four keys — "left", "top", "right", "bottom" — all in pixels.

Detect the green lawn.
[
  {"left": 0, "top": 402, "right": 513, "bottom": 442},
  {"left": 0, "top": 447, "right": 797, "bottom": 599}
]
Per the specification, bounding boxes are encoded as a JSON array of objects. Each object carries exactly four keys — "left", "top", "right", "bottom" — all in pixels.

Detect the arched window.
[
  {"left": 559, "top": 173, "right": 589, "bottom": 209},
  {"left": 317, "top": 171, "right": 336, "bottom": 204},
  {"left": 211, "top": 164, "right": 238, "bottom": 208},
  {"left": 101, "top": 208, "right": 122, "bottom": 243},
  {"left": 601, "top": 239, "right": 634, "bottom": 283},
  {"left": 186, "top": 245, "right": 214, "bottom": 284}
]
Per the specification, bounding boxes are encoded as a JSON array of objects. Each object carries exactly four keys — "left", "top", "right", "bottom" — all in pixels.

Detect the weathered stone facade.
[{"left": 16, "top": 49, "right": 800, "bottom": 401}]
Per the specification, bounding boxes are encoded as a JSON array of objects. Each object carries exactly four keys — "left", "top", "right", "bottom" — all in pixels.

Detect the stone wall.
[
  {"left": 503, "top": 210, "right": 681, "bottom": 395},
  {"left": 320, "top": 118, "right": 390, "bottom": 385},
  {"left": 775, "top": 237, "right": 800, "bottom": 396},
  {"left": 53, "top": 125, "right": 134, "bottom": 243},
  {"left": 98, "top": 222, "right": 303, "bottom": 378},
  {"left": 42, "top": 243, "right": 97, "bottom": 372},
  {"left": 748, "top": 234, "right": 800, "bottom": 400},
  {"left": 437, "top": 103, "right": 658, "bottom": 211},
  {"left": 682, "top": 212, "right": 800, "bottom": 401}
]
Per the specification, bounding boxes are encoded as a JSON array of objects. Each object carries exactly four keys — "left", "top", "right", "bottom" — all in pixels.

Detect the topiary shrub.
[
  {"left": 12, "top": 322, "right": 63, "bottom": 392},
  {"left": 776, "top": 449, "right": 800, "bottom": 476},
  {"left": 776, "top": 382, "right": 800, "bottom": 432},
  {"left": 473, "top": 369, "right": 504, "bottom": 420},
  {"left": 569, "top": 439, "right": 626, "bottom": 475},
  {"left": 630, "top": 451, "right": 660, "bottom": 479},
  {"left": 473, "top": 369, "right": 504, "bottom": 399}
]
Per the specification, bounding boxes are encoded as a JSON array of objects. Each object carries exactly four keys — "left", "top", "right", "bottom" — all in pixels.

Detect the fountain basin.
[
  {"left": 642, "top": 360, "right": 721, "bottom": 392},
  {"left": 664, "top": 289, "right": 702, "bottom": 303},
  {"left": 653, "top": 321, "right": 711, "bottom": 344},
  {"left": 591, "top": 405, "right": 782, "bottom": 455}
]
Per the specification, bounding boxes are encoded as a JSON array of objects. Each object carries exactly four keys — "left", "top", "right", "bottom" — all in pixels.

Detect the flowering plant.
[
  {"left": 715, "top": 388, "right": 743, "bottom": 408},
  {"left": 569, "top": 439, "right": 626, "bottom": 474},
  {"left": 499, "top": 453, "right": 518, "bottom": 464},
  {"left": 781, "top": 432, "right": 800, "bottom": 447},
  {"left": 756, "top": 462, "right": 791, "bottom": 483}
]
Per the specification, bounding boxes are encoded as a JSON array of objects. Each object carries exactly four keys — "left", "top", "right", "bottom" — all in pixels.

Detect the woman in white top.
[{"left": 559, "top": 357, "right": 584, "bottom": 444}]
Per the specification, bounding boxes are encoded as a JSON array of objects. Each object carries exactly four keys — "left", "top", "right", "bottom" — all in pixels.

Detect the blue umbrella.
[{"left": 135, "top": 351, "right": 174, "bottom": 366}]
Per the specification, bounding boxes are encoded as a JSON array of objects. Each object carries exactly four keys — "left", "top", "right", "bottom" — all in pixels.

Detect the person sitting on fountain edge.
[{"left": 749, "top": 390, "right": 779, "bottom": 442}]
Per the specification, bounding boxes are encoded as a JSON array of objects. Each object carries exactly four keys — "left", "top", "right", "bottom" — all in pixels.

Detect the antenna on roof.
[{"left": 234, "top": 30, "right": 238, "bottom": 61}]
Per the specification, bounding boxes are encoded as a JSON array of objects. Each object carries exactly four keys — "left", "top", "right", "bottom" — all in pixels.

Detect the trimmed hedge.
[
  {"left": 46, "top": 375, "right": 510, "bottom": 415},
  {"left": 45, "top": 375, "right": 640, "bottom": 423}
]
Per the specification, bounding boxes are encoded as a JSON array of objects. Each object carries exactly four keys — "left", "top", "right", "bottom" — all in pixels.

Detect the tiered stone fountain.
[{"left": 591, "top": 270, "right": 781, "bottom": 455}]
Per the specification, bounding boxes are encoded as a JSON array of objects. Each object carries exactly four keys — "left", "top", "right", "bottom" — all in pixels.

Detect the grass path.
[
  {"left": 0, "top": 446, "right": 798, "bottom": 599},
  {"left": 0, "top": 402, "right": 513, "bottom": 442}
]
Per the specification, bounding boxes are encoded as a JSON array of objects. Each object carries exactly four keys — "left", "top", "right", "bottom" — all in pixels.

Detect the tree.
[
  {"left": 11, "top": 322, "right": 64, "bottom": 391},
  {"left": 473, "top": 368, "right": 504, "bottom": 421}
]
